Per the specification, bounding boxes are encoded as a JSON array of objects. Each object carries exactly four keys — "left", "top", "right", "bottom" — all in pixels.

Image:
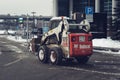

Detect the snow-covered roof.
[{"left": 50, "top": 16, "right": 69, "bottom": 21}]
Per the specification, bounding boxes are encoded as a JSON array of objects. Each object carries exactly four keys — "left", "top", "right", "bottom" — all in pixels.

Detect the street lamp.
[{"left": 26, "top": 14, "right": 29, "bottom": 44}]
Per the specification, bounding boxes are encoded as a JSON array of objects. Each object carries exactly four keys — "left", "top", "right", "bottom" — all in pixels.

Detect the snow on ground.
[
  {"left": 93, "top": 38, "right": 120, "bottom": 49},
  {"left": 0, "top": 30, "right": 120, "bottom": 54},
  {"left": 0, "top": 30, "right": 6, "bottom": 34},
  {"left": 5, "top": 45, "right": 23, "bottom": 54},
  {"left": 0, "top": 30, "right": 16, "bottom": 35},
  {"left": 6, "top": 35, "right": 120, "bottom": 54},
  {"left": 93, "top": 38, "right": 120, "bottom": 54},
  {"left": 6, "top": 35, "right": 27, "bottom": 43},
  {"left": 7, "top": 30, "right": 16, "bottom": 34}
]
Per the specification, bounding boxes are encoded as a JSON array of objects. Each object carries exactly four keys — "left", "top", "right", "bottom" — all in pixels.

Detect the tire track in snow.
[
  {"left": 0, "top": 41, "right": 7, "bottom": 44},
  {"left": 5, "top": 45, "right": 23, "bottom": 53},
  {"left": 3, "top": 45, "right": 27, "bottom": 67}
]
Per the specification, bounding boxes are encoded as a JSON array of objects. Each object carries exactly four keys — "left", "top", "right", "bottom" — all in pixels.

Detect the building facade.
[
  {"left": 53, "top": 0, "right": 119, "bottom": 38},
  {"left": 53, "top": 0, "right": 117, "bottom": 17}
]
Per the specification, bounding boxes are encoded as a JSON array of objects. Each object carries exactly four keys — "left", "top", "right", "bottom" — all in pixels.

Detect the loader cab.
[
  {"left": 49, "top": 16, "right": 69, "bottom": 30},
  {"left": 67, "top": 20, "right": 86, "bottom": 33},
  {"left": 49, "top": 20, "right": 61, "bottom": 30}
]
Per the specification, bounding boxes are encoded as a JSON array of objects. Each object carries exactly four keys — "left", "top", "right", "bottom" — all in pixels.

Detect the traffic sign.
[
  {"left": 18, "top": 18, "right": 23, "bottom": 23},
  {"left": 85, "top": 7, "right": 93, "bottom": 14},
  {"left": 86, "top": 14, "right": 93, "bottom": 22}
]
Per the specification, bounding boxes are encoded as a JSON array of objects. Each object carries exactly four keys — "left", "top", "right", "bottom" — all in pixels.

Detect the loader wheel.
[
  {"left": 38, "top": 45, "right": 48, "bottom": 63},
  {"left": 75, "top": 56, "right": 89, "bottom": 64},
  {"left": 49, "top": 47, "right": 63, "bottom": 65}
]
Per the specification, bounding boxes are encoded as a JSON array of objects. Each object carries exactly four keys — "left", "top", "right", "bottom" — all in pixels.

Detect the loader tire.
[
  {"left": 38, "top": 45, "right": 48, "bottom": 63},
  {"left": 75, "top": 56, "right": 89, "bottom": 64},
  {"left": 49, "top": 47, "right": 63, "bottom": 65}
]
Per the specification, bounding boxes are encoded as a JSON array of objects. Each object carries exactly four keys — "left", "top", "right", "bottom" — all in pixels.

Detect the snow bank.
[
  {"left": 0, "top": 30, "right": 6, "bottom": 34},
  {"left": 7, "top": 35, "right": 27, "bottom": 43},
  {"left": 8, "top": 30, "right": 16, "bottom": 34},
  {"left": 93, "top": 38, "right": 120, "bottom": 54},
  {"left": 0, "top": 30, "right": 16, "bottom": 35},
  {"left": 93, "top": 38, "right": 120, "bottom": 49}
]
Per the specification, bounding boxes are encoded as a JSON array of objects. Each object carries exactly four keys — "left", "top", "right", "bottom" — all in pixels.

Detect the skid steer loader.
[{"left": 29, "top": 16, "right": 93, "bottom": 65}]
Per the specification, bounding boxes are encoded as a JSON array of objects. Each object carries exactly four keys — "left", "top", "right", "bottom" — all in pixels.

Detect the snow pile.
[
  {"left": 8, "top": 30, "right": 16, "bottom": 34},
  {"left": 0, "top": 30, "right": 16, "bottom": 35},
  {"left": 0, "top": 30, "right": 26, "bottom": 42},
  {"left": 93, "top": 38, "right": 120, "bottom": 48},
  {"left": 7, "top": 35, "right": 27, "bottom": 43},
  {"left": 93, "top": 38, "right": 120, "bottom": 54},
  {"left": 0, "top": 30, "right": 6, "bottom": 34}
]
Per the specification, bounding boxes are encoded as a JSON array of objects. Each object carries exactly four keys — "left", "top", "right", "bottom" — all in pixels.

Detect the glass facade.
[
  {"left": 55, "top": 0, "right": 120, "bottom": 38},
  {"left": 57, "top": 0, "right": 95, "bottom": 17},
  {"left": 57, "top": 0, "right": 113, "bottom": 17},
  {"left": 102, "top": 0, "right": 112, "bottom": 16},
  {"left": 76, "top": 0, "right": 95, "bottom": 13},
  {"left": 57, "top": 0, "right": 69, "bottom": 16}
]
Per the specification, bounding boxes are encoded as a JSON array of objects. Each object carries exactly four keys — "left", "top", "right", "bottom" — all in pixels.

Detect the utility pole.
[
  {"left": 95, "top": 0, "right": 100, "bottom": 13},
  {"left": 69, "top": 0, "right": 73, "bottom": 19},
  {"left": 31, "top": 12, "right": 36, "bottom": 28},
  {"left": 26, "top": 14, "right": 29, "bottom": 45}
]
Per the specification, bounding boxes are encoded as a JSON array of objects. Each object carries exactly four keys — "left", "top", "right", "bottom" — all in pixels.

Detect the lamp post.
[
  {"left": 69, "top": 0, "right": 73, "bottom": 19},
  {"left": 26, "top": 14, "right": 29, "bottom": 45},
  {"left": 95, "top": 0, "right": 100, "bottom": 13}
]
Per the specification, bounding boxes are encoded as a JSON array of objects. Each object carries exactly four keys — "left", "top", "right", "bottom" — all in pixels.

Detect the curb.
[{"left": 93, "top": 46, "right": 120, "bottom": 52}]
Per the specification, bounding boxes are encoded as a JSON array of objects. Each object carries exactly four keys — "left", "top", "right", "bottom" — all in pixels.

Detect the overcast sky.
[{"left": 0, "top": 0, "right": 53, "bottom": 16}]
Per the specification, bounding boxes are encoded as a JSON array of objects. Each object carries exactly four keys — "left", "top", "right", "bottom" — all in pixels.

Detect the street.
[{"left": 0, "top": 37, "right": 120, "bottom": 80}]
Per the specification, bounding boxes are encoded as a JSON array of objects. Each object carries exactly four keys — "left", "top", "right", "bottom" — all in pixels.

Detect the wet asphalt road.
[{"left": 0, "top": 37, "right": 120, "bottom": 80}]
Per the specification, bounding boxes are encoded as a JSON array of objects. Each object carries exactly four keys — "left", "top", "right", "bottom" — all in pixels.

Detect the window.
[{"left": 50, "top": 20, "right": 61, "bottom": 30}]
